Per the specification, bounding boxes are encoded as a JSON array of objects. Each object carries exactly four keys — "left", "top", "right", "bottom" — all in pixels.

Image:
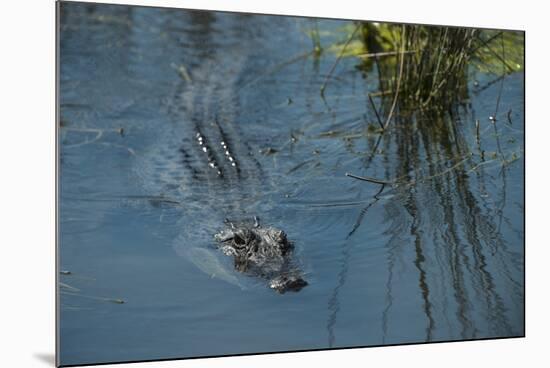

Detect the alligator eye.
[{"left": 234, "top": 234, "right": 246, "bottom": 245}]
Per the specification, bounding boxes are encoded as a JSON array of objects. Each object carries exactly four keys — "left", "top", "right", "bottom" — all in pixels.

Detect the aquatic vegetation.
[
  {"left": 360, "top": 23, "right": 523, "bottom": 116},
  {"left": 311, "top": 21, "right": 524, "bottom": 185},
  {"left": 307, "top": 19, "right": 323, "bottom": 57},
  {"left": 313, "top": 21, "right": 523, "bottom": 117},
  {"left": 59, "top": 271, "right": 125, "bottom": 306}
]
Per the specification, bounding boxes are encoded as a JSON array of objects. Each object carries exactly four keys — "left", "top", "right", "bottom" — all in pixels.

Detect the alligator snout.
[{"left": 269, "top": 274, "right": 308, "bottom": 294}]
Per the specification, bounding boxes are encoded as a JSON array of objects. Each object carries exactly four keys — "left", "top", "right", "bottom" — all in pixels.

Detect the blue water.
[{"left": 58, "top": 2, "right": 524, "bottom": 366}]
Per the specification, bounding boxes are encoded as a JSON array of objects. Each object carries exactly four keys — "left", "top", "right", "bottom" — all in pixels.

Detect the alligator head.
[{"left": 214, "top": 217, "right": 308, "bottom": 293}]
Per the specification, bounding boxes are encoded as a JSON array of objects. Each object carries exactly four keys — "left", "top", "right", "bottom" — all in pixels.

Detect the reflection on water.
[{"left": 58, "top": 2, "right": 524, "bottom": 366}]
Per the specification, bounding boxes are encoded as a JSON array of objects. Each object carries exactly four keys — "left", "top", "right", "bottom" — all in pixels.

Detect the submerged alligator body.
[
  {"left": 135, "top": 30, "right": 308, "bottom": 294},
  {"left": 165, "top": 90, "right": 310, "bottom": 293},
  {"left": 214, "top": 217, "right": 307, "bottom": 293},
  {"left": 177, "top": 120, "right": 308, "bottom": 293},
  {"left": 178, "top": 118, "right": 262, "bottom": 182}
]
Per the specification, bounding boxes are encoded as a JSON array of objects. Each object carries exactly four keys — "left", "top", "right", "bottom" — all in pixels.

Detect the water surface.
[{"left": 58, "top": 3, "right": 524, "bottom": 365}]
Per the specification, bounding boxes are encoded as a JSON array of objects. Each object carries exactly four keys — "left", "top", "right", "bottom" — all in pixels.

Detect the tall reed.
[{"left": 361, "top": 23, "right": 479, "bottom": 116}]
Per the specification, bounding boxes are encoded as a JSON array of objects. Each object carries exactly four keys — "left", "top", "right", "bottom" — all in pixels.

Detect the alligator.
[
  {"left": 214, "top": 217, "right": 308, "bottom": 293},
  {"left": 134, "top": 33, "right": 309, "bottom": 294},
  {"left": 174, "top": 118, "right": 308, "bottom": 293}
]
